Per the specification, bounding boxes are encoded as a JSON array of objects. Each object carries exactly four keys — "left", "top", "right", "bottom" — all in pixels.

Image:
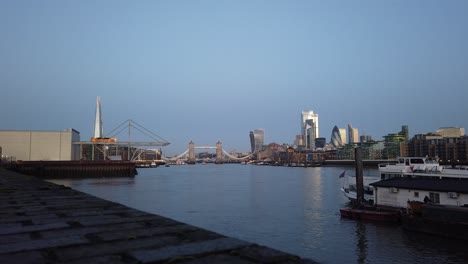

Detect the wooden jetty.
[{"left": 0, "top": 168, "right": 316, "bottom": 263}]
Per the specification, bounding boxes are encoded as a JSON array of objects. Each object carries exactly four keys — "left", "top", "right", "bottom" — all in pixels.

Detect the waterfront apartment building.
[
  {"left": 301, "top": 110, "right": 319, "bottom": 150},
  {"left": 383, "top": 125, "right": 409, "bottom": 159},
  {"left": 336, "top": 140, "right": 385, "bottom": 160},
  {"left": 249, "top": 129, "right": 265, "bottom": 153},
  {"left": 347, "top": 124, "right": 359, "bottom": 144},
  {"left": 408, "top": 132, "right": 468, "bottom": 162},
  {"left": 0, "top": 129, "right": 80, "bottom": 161}
]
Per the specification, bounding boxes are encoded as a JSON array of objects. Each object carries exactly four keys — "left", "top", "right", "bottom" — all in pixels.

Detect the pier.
[
  {"left": 14, "top": 160, "right": 138, "bottom": 178},
  {"left": 0, "top": 168, "right": 316, "bottom": 263}
]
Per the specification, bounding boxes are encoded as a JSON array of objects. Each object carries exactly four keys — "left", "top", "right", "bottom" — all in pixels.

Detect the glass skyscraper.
[
  {"left": 301, "top": 110, "right": 319, "bottom": 150},
  {"left": 331, "top": 126, "right": 344, "bottom": 148},
  {"left": 249, "top": 129, "right": 265, "bottom": 153}
]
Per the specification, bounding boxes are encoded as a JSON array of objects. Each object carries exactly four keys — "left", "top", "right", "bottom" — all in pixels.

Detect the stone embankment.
[{"left": 0, "top": 169, "right": 317, "bottom": 264}]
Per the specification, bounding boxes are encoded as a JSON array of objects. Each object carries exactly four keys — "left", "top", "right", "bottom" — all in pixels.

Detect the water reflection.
[{"left": 355, "top": 221, "right": 368, "bottom": 264}]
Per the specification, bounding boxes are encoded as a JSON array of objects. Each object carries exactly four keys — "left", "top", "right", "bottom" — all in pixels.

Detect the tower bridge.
[{"left": 164, "top": 140, "right": 251, "bottom": 164}]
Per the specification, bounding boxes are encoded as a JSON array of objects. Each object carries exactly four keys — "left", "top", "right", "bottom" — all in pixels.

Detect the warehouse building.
[{"left": 0, "top": 129, "right": 80, "bottom": 161}]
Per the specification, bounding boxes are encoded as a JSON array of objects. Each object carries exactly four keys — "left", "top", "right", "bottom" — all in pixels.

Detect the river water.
[{"left": 49, "top": 164, "right": 468, "bottom": 264}]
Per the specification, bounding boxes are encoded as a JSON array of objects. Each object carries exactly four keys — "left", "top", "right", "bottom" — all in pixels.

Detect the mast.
[{"left": 355, "top": 147, "right": 364, "bottom": 206}]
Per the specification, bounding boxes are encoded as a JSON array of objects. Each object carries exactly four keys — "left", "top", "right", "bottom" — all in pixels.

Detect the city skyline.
[{"left": 1, "top": 1, "right": 467, "bottom": 156}]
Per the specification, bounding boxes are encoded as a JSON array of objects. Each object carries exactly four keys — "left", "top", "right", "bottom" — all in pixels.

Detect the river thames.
[{"left": 49, "top": 164, "right": 468, "bottom": 264}]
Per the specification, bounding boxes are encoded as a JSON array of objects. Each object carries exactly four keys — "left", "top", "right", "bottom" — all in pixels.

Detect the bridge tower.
[
  {"left": 188, "top": 140, "right": 196, "bottom": 164},
  {"left": 215, "top": 140, "right": 223, "bottom": 164}
]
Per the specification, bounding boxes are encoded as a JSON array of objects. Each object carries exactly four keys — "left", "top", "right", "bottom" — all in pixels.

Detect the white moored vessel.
[
  {"left": 341, "top": 174, "right": 380, "bottom": 203},
  {"left": 341, "top": 157, "right": 468, "bottom": 206},
  {"left": 378, "top": 157, "right": 468, "bottom": 180}
]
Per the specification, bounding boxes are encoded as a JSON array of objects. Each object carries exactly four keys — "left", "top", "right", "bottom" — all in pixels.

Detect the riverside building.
[
  {"left": 408, "top": 127, "right": 467, "bottom": 162},
  {"left": 383, "top": 125, "right": 409, "bottom": 159},
  {"left": 0, "top": 129, "right": 81, "bottom": 161}
]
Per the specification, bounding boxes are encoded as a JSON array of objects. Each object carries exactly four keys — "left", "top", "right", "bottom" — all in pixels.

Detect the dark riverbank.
[{"left": 0, "top": 168, "right": 316, "bottom": 263}]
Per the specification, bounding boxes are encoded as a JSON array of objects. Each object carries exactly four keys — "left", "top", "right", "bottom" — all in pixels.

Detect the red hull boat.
[{"left": 340, "top": 208, "right": 400, "bottom": 222}]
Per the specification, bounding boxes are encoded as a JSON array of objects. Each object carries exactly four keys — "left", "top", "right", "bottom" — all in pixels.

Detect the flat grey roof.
[{"left": 370, "top": 178, "right": 468, "bottom": 193}]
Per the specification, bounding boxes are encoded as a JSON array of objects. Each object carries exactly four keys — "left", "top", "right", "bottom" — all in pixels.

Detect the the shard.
[{"left": 93, "top": 96, "right": 103, "bottom": 138}]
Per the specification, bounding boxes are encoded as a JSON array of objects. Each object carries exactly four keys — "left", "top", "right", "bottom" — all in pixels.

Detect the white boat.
[
  {"left": 340, "top": 157, "right": 468, "bottom": 205},
  {"left": 341, "top": 174, "right": 380, "bottom": 203},
  {"left": 378, "top": 157, "right": 468, "bottom": 180}
]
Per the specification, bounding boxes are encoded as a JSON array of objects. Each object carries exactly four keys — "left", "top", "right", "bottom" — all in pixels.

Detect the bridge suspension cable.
[
  {"left": 162, "top": 149, "right": 189, "bottom": 161},
  {"left": 222, "top": 149, "right": 252, "bottom": 160},
  {"left": 163, "top": 148, "right": 251, "bottom": 161}
]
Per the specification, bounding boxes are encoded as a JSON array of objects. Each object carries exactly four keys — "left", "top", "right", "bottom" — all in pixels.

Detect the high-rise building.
[
  {"left": 93, "top": 96, "right": 103, "bottom": 139},
  {"left": 348, "top": 124, "right": 359, "bottom": 144},
  {"left": 330, "top": 126, "right": 344, "bottom": 148},
  {"left": 249, "top": 129, "right": 265, "bottom": 153},
  {"left": 339, "top": 128, "right": 347, "bottom": 145},
  {"left": 301, "top": 110, "right": 319, "bottom": 150}
]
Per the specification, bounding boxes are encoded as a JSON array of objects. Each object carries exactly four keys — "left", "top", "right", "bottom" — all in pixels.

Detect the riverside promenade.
[{"left": 0, "top": 168, "right": 317, "bottom": 264}]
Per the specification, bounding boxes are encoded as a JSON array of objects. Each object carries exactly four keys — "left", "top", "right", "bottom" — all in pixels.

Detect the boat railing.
[
  {"left": 378, "top": 163, "right": 398, "bottom": 168},
  {"left": 426, "top": 166, "right": 442, "bottom": 174}
]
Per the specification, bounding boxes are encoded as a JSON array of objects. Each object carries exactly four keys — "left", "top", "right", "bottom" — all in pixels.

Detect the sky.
[{"left": 1, "top": 1, "right": 467, "bottom": 156}]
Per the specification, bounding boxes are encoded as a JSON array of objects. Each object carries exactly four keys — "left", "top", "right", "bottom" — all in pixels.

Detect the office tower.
[
  {"left": 301, "top": 110, "right": 319, "bottom": 150},
  {"left": 249, "top": 129, "right": 265, "bottom": 153},
  {"left": 348, "top": 124, "right": 359, "bottom": 144},
  {"left": 339, "top": 128, "right": 347, "bottom": 145},
  {"left": 331, "top": 126, "right": 344, "bottom": 148},
  {"left": 93, "top": 96, "right": 103, "bottom": 138}
]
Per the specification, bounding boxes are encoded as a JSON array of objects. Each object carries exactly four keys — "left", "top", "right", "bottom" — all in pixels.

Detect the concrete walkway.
[{"left": 0, "top": 169, "right": 317, "bottom": 264}]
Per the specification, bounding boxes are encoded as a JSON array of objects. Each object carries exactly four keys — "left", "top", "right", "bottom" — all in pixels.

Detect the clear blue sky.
[{"left": 1, "top": 1, "right": 467, "bottom": 156}]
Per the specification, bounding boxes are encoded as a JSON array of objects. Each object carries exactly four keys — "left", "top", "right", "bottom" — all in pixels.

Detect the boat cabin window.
[
  {"left": 405, "top": 159, "right": 410, "bottom": 165},
  {"left": 414, "top": 192, "right": 419, "bottom": 198},
  {"left": 381, "top": 173, "right": 400, "bottom": 180},
  {"left": 399, "top": 158, "right": 405, "bottom": 164},
  {"left": 364, "top": 186, "right": 373, "bottom": 195},
  {"left": 429, "top": 192, "right": 440, "bottom": 204},
  {"left": 410, "top": 158, "right": 425, "bottom": 164}
]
